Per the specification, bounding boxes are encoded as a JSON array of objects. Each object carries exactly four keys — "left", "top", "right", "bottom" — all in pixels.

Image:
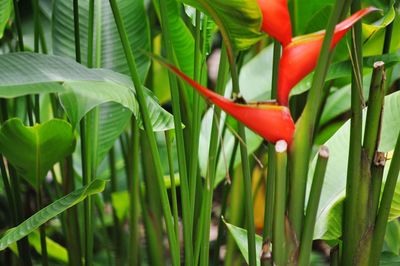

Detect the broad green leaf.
[
  {"left": 0, "top": 118, "right": 76, "bottom": 189},
  {"left": 9, "top": 231, "right": 69, "bottom": 263},
  {"left": 0, "top": 179, "right": 106, "bottom": 250},
  {"left": 0, "top": 0, "right": 11, "bottom": 39},
  {"left": 53, "top": 0, "right": 150, "bottom": 79},
  {"left": 224, "top": 220, "right": 263, "bottom": 266},
  {"left": 182, "top": 0, "right": 263, "bottom": 52},
  {"left": 311, "top": 91, "right": 400, "bottom": 240},
  {"left": 0, "top": 53, "right": 174, "bottom": 131}
]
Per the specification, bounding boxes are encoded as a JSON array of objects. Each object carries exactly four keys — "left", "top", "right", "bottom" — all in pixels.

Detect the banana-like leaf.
[
  {"left": 0, "top": 0, "right": 11, "bottom": 39},
  {"left": 224, "top": 220, "right": 263, "bottom": 266},
  {"left": 311, "top": 91, "right": 400, "bottom": 240},
  {"left": 0, "top": 118, "right": 76, "bottom": 189},
  {"left": 0, "top": 53, "right": 174, "bottom": 131},
  {"left": 0, "top": 179, "right": 106, "bottom": 250},
  {"left": 52, "top": 0, "right": 150, "bottom": 79},
  {"left": 182, "top": 0, "right": 263, "bottom": 52}
]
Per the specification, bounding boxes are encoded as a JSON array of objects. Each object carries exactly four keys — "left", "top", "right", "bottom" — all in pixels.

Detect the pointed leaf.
[
  {"left": 0, "top": 179, "right": 106, "bottom": 250},
  {"left": 224, "top": 220, "right": 263, "bottom": 266},
  {"left": 0, "top": 118, "right": 76, "bottom": 189}
]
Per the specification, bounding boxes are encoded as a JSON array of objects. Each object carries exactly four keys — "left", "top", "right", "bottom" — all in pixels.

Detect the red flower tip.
[
  {"left": 277, "top": 7, "right": 378, "bottom": 106},
  {"left": 257, "top": 0, "right": 292, "bottom": 46},
  {"left": 161, "top": 62, "right": 295, "bottom": 144}
]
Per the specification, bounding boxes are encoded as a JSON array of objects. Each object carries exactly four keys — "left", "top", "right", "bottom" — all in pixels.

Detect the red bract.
[
  {"left": 277, "top": 7, "right": 378, "bottom": 106},
  {"left": 163, "top": 63, "right": 295, "bottom": 144},
  {"left": 257, "top": 0, "right": 292, "bottom": 46}
]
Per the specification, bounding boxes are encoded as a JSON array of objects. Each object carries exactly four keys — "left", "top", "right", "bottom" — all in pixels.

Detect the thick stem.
[
  {"left": 128, "top": 118, "right": 140, "bottom": 266},
  {"left": 288, "top": 0, "right": 348, "bottom": 240},
  {"left": 298, "top": 147, "right": 329, "bottom": 266},
  {"left": 273, "top": 141, "right": 288, "bottom": 266},
  {"left": 369, "top": 132, "right": 400, "bottom": 265}
]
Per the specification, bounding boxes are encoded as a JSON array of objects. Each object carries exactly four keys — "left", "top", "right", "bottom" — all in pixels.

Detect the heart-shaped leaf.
[
  {"left": 0, "top": 118, "right": 76, "bottom": 189},
  {"left": 0, "top": 0, "right": 11, "bottom": 39}
]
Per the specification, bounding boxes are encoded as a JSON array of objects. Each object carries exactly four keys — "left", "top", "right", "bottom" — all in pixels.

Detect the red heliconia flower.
[
  {"left": 277, "top": 7, "right": 379, "bottom": 106},
  {"left": 257, "top": 0, "right": 292, "bottom": 46},
  {"left": 161, "top": 62, "right": 295, "bottom": 144}
]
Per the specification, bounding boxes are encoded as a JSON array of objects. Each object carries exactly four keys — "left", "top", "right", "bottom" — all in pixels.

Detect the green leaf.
[
  {"left": 0, "top": 0, "right": 11, "bottom": 39},
  {"left": 311, "top": 91, "right": 400, "bottom": 240},
  {"left": 0, "top": 53, "right": 174, "bottom": 131},
  {"left": 224, "top": 220, "right": 263, "bottom": 266},
  {"left": 52, "top": 0, "right": 150, "bottom": 79},
  {"left": 0, "top": 118, "right": 76, "bottom": 189},
  {"left": 182, "top": 0, "right": 263, "bottom": 52},
  {"left": 153, "top": 0, "right": 195, "bottom": 78},
  {"left": 383, "top": 220, "right": 400, "bottom": 255},
  {"left": 293, "top": 0, "right": 335, "bottom": 35},
  {"left": 380, "top": 252, "right": 400, "bottom": 265},
  {"left": 0, "top": 179, "right": 106, "bottom": 250}
]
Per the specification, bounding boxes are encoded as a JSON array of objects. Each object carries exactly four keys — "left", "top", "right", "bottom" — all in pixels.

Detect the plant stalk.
[
  {"left": 109, "top": 1, "right": 180, "bottom": 264},
  {"left": 298, "top": 146, "right": 329, "bottom": 266},
  {"left": 273, "top": 140, "right": 288, "bottom": 266},
  {"left": 369, "top": 132, "right": 400, "bottom": 266}
]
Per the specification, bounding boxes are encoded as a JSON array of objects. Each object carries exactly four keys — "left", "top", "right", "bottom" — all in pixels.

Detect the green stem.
[
  {"left": 12, "top": 0, "right": 24, "bottom": 51},
  {"left": 298, "top": 146, "right": 329, "bottom": 266},
  {"left": 73, "top": 0, "right": 81, "bottom": 63},
  {"left": 262, "top": 41, "right": 281, "bottom": 264},
  {"left": 109, "top": 146, "right": 122, "bottom": 265},
  {"left": 342, "top": 1, "right": 365, "bottom": 264},
  {"left": 195, "top": 46, "right": 229, "bottom": 266},
  {"left": 63, "top": 156, "right": 82, "bottom": 266},
  {"left": 369, "top": 132, "right": 400, "bottom": 266},
  {"left": 289, "top": 0, "right": 348, "bottom": 239},
  {"left": 128, "top": 118, "right": 140, "bottom": 266},
  {"left": 33, "top": 0, "right": 40, "bottom": 53},
  {"left": 36, "top": 187, "right": 49, "bottom": 266},
  {"left": 189, "top": 9, "right": 205, "bottom": 221},
  {"left": 229, "top": 47, "right": 256, "bottom": 266},
  {"left": 273, "top": 141, "right": 288, "bottom": 266},
  {"left": 108, "top": 1, "right": 179, "bottom": 264},
  {"left": 158, "top": 1, "right": 192, "bottom": 264},
  {"left": 87, "top": 0, "right": 95, "bottom": 68},
  {"left": 165, "top": 131, "right": 180, "bottom": 246},
  {"left": 369, "top": 152, "right": 385, "bottom": 222},
  {"left": 1, "top": 100, "right": 32, "bottom": 266}
]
